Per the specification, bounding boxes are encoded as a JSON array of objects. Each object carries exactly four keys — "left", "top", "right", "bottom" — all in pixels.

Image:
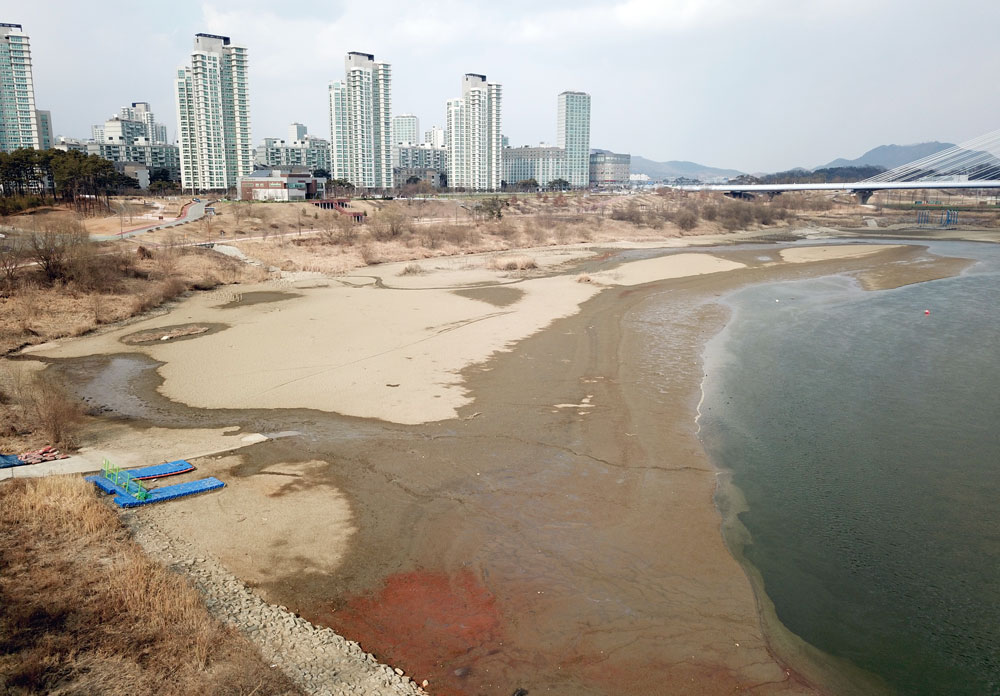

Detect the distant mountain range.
[
  {"left": 616, "top": 140, "right": 996, "bottom": 183},
  {"left": 610, "top": 151, "right": 743, "bottom": 181},
  {"left": 819, "top": 142, "right": 955, "bottom": 170}
]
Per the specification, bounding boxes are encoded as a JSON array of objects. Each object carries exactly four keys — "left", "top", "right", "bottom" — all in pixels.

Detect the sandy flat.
[
  {"left": 592, "top": 252, "right": 745, "bottom": 286},
  {"left": 153, "top": 457, "right": 356, "bottom": 587},
  {"left": 26, "top": 248, "right": 881, "bottom": 425},
  {"left": 31, "top": 250, "right": 754, "bottom": 424},
  {"left": 780, "top": 244, "right": 900, "bottom": 263}
]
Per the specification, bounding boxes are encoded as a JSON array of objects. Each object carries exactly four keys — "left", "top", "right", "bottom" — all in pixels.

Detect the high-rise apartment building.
[
  {"left": 446, "top": 73, "right": 502, "bottom": 191},
  {"left": 119, "top": 102, "right": 168, "bottom": 144},
  {"left": 89, "top": 105, "right": 181, "bottom": 181},
  {"left": 424, "top": 126, "right": 445, "bottom": 148},
  {"left": 329, "top": 51, "right": 392, "bottom": 189},
  {"left": 557, "top": 91, "right": 591, "bottom": 187},
  {"left": 0, "top": 23, "right": 39, "bottom": 152},
  {"left": 175, "top": 33, "right": 253, "bottom": 191},
  {"left": 392, "top": 114, "right": 419, "bottom": 145}
]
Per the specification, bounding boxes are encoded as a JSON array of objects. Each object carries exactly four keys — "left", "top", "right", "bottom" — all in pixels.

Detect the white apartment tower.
[
  {"left": 392, "top": 114, "right": 419, "bottom": 145},
  {"left": 175, "top": 33, "right": 253, "bottom": 191},
  {"left": 446, "top": 74, "right": 502, "bottom": 191},
  {"left": 424, "top": 126, "right": 445, "bottom": 148},
  {"left": 557, "top": 91, "right": 591, "bottom": 187},
  {"left": 329, "top": 52, "right": 392, "bottom": 189},
  {"left": 0, "top": 23, "right": 39, "bottom": 152}
]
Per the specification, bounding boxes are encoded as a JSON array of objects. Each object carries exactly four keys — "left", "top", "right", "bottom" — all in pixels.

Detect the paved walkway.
[{"left": 94, "top": 200, "right": 207, "bottom": 241}]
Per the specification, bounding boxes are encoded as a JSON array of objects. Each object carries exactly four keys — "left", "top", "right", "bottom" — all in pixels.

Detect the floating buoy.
[{"left": 925, "top": 309, "right": 930, "bottom": 315}]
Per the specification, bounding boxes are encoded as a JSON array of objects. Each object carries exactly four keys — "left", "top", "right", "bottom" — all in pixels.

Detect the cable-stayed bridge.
[{"left": 677, "top": 129, "right": 1000, "bottom": 203}]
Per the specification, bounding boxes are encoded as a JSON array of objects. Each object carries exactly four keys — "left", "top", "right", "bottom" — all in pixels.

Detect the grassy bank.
[{"left": 0, "top": 476, "right": 301, "bottom": 695}]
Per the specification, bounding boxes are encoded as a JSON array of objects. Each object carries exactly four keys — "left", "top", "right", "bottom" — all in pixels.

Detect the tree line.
[{"left": 0, "top": 148, "right": 140, "bottom": 216}]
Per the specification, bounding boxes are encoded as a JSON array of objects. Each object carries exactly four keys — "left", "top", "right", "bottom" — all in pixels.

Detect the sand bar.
[
  {"left": 780, "top": 243, "right": 900, "bottom": 263},
  {"left": 31, "top": 249, "right": 750, "bottom": 424}
]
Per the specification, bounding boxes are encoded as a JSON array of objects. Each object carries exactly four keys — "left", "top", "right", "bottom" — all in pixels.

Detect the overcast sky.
[{"left": 13, "top": 0, "right": 1000, "bottom": 172}]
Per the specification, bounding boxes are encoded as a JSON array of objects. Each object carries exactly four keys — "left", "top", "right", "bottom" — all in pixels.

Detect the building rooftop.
[{"left": 196, "top": 32, "right": 230, "bottom": 44}]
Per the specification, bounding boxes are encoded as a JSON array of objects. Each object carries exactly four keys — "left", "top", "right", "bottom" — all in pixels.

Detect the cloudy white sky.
[{"left": 12, "top": 0, "right": 1000, "bottom": 172}]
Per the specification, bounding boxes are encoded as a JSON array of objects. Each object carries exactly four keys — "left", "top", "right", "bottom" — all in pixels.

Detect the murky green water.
[{"left": 699, "top": 242, "right": 1000, "bottom": 695}]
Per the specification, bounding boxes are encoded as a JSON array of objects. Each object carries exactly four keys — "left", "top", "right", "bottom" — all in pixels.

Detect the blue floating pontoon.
[
  {"left": 86, "top": 458, "right": 224, "bottom": 508},
  {"left": 125, "top": 460, "right": 195, "bottom": 480},
  {"left": 113, "top": 477, "right": 225, "bottom": 508}
]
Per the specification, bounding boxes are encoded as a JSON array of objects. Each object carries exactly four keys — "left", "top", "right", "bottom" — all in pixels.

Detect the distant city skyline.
[{"left": 5, "top": 1, "right": 1000, "bottom": 172}]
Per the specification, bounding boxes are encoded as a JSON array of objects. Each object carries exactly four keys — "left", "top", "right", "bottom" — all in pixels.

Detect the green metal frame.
[{"left": 101, "top": 458, "right": 150, "bottom": 501}]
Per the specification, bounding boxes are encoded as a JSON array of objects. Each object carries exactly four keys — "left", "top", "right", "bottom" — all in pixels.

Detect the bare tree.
[
  {"left": 29, "top": 220, "right": 88, "bottom": 283},
  {"left": 0, "top": 233, "right": 25, "bottom": 292},
  {"left": 230, "top": 202, "right": 248, "bottom": 230},
  {"left": 317, "top": 209, "right": 339, "bottom": 243},
  {"left": 198, "top": 212, "right": 215, "bottom": 240}
]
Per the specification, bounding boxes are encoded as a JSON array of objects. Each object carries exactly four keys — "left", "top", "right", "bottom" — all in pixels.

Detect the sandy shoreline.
[{"left": 11, "top": 240, "right": 971, "bottom": 694}]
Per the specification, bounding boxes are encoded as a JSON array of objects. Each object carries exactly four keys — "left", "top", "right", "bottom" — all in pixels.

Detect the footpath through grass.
[{"left": 0, "top": 476, "right": 301, "bottom": 695}]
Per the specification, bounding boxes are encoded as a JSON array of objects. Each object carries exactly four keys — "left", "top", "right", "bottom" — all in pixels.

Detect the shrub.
[
  {"left": 675, "top": 210, "right": 699, "bottom": 231},
  {"left": 488, "top": 254, "right": 537, "bottom": 271},
  {"left": 24, "top": 374, "right": 84, "bottom": 448}
]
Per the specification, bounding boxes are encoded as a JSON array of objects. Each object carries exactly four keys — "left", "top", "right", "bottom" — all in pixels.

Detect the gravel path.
[{"left": 127, "top": 514, "right": 429, "bottom": 696}]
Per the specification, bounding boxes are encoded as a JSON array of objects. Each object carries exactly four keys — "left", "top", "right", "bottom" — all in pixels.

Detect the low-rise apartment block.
[
  {"left": 503, "top": 145, "right": 565, "bottom": 187},
  {"left": 256, "top": 124, "right": 331, "bottom": 173}
]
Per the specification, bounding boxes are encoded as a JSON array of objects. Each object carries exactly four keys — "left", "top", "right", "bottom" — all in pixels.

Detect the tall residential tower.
[
  {"left": 329, "top": 52, "right": 392, "bottom": 189},
  {"left": 175, "top": 33, "right": 253, "bottom": 191},
  {"left": 0, "top": 23, "right": 39, "bottom": 152},
  {"left": 446, "top": 73, "right": 501, "bottom": 191},
  {"left": 557, "top": 91, "right": 591, "bottom": 187},
  {"left": 392, "top": 114, "right": 419, "bottom": 145}
]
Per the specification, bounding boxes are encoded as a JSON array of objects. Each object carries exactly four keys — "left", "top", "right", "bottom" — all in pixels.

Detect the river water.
[{"left": 696, "top": 241, "right": 1000, "bottom": 694}]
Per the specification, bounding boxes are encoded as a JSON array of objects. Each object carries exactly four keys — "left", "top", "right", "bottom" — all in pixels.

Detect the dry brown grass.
[
  {"left": 0, "top": 366, "right": 85, "bottom": 453},
  {"left": 0, "top": 246, "right": 266, "bottom": 356},
  {"left": 487, "top": 254, "right": 538, "bottom": 272},
  {"left": 399, "top": 262, "right": 425, "bottom": 276},
  {"left": 0, "top": 476, "right": 302, "bottom": 696}
]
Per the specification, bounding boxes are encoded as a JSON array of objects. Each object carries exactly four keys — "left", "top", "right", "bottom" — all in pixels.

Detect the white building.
[
  {"left": 446, "top": 73, "right": 502, "bottom": 191},
  {"left": 392, "top": 114, "right": 419, "bottom": 145},
  {"left": 424, "top": 126, "right": 445, "bottom": 148},
  {"left": 503, "top": 145, "right": 565, "bottom": 187},
  {"left": 238, "top": 168, "right": 325, "bottom": 201},
  {"left": 329, "top": 51, "right": 393, "bottom": 189},
  {"left": 0, "top": 23, "right": 40, "bottom": 152},
  {"left": 175, "top": 33, "right": 253, "bottom": 191},
  {"left": 557, "top": 91, "right": 591, "bottom": 188}
]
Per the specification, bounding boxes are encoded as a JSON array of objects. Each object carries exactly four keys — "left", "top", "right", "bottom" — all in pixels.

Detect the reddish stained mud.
[{"left": 329, "top": 569, "right": 504, "bottom": 694}]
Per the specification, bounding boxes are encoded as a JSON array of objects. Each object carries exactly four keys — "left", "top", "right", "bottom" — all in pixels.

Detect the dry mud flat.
[{"left": 21, "top": 242, "right": 968, "bottom": 695}]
